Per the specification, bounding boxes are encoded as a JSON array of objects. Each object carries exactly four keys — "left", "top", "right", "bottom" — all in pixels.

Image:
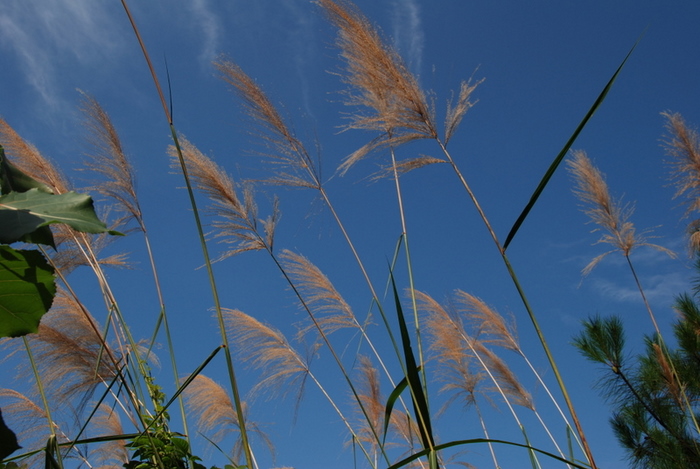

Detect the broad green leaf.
[
  {"left": 0, "top": 207, "right": 51, "bottom": 245},
  {"left": 0, "top": 189, "right": 113, "bottom": 244},
  {"left": 389, "top": 272, "right": 435, "bottom": 453},
  {"left": 0, "top": 146, "right": 53, "bottom": 195},
  {"left": 0, "top": 246, "right": 55, "bottom": 338}
]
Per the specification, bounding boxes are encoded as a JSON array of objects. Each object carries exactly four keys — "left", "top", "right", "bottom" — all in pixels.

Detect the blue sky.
[{"left": 2, "top": 1, "right": 700, "bottom": 468}]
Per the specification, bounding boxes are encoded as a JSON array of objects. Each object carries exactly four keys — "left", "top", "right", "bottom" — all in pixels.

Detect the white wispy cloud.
[
  {"left": 0, "top": 0, "right": 123, "bottom": 111},
  {"left": 592, "top": 271, "right": 690, "bottom": 306},
  {"left": 281, "top": 0, "right": 318, "bottom": 120},
  {"left": 185, "top": 0, "right": 221, "bottom": 66},
  {"left": 390, "top": 0, "right": 424, "bottom": 76}
]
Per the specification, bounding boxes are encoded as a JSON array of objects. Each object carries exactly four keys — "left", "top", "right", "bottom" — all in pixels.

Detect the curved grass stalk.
[
  {"left": 220, "top": 309, "right": 376, "bottom": 466},
  {"left": 436, "top": 140, "right": 594, "bottom": 467},
  {"left": 388, "top": 144, "right": 429, "bottom": 404},
  {"left": 386, "top": 439, "right": 592, "bottom": 469},
  {"left": 80, "top": 91, "right": 195, "bottom": 460},
  {"left": 212, "top": 56, "right": 438, "bottom": 461},
  {"left": 462, "top": 339, "right": 542, "bottom": 467},
  {"left": 459, "top": 291, "right": 586, "bottom": 455},
  {"left": 473, "top": 403, "right": 500, "bottom": 469},
  {"left": 118, "top": 3, "right": 255, "bottom": 468},
  {"left": 169, "top": 138, "right": 390, "bottom": 466},
  {"left": 22, "top": 337, "right": 64, "bottom": 469},
  {"left": 39, "top": 250, "right": 145, "bottom": 431}
]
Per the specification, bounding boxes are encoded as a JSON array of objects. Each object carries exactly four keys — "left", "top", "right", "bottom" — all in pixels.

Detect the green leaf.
[
  {"left": 389, "top": 271, "right": 435, "bottom": 452},
  {"left": 0, "top": 204, "right": 53, "bottom": 245},
  {"left": 0, "top": 246, "right": 56, "bottom": 338},
  {"left": 44, "top": 435, "right": 62, "bottom": 469},
  {"left": 0, "top": 408, "right": 20, "bottom": 461},
  {"left": 384, "top": 375, "right": 409, "bottom": 443},
  {"left": 383, "top": 366, "right": 422, "bottom": 444},
  {"left": 0, "top": 145, "right": 54, "bottom": 195},
  {"left": 386, "top": 438, "right": 591, "bottom": 469},
  {"left": 502, "top": 34, "right": 643, "bottom": 251},
  {"left": 0, "top": 189, "right": 112, "bottom": 244}
]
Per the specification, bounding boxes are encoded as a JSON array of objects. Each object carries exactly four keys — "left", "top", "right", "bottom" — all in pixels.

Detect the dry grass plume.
[
  {"left": 663, "top": 111, "right": 700, "bottom": 252},
  {"left": 568, "top": 150, "right": 674, "bottom": 275}
]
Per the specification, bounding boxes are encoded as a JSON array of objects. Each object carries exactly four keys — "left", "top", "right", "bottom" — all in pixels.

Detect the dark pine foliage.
[{"left": 574, "top": 258, "right": 700, "bottom": 468}]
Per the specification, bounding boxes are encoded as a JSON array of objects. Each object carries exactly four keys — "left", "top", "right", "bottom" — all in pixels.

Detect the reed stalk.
[{"left": 118, "top": 2, "right": 255, "bottom": 467}]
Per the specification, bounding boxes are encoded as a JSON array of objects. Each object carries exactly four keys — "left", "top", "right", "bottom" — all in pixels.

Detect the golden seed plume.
[
  {"left": 370, "top": 155, "right": 446, "bottom": 181},
  {"left": 663, "top": 111, "right": 700, "bottom": 252},
  {"left": 445, "top": 79, "right": 483, "bottom": 144},
  {"left": 454, "top": 290, "right": 519, "bottom": 353},
  {"left": 472, "top": 340, "right": 533, "bottom": 411},
  {"left": 184, "top": 374, "right": 240, "bottom": 441},
  {"left": 280, "top": 249, "right": 360, "bottom": 339},
  {"left": 214, "top": 57, "right": 320, "bottom": 189},
  {"left": 415, "top": 291, "right": 485, "bottom": 409},
  {"left": 568, "top": 150, "right": 674, "bottom": 275},
  {"left": 416, "top": 290, "right": 468, "bottom": 364},
  {"left": 353, "top": 356, "right": 421, "bottom": 458},
  {"left": 0, "top": 117, "right": 69, "bottom": 194},
  {"left": 0, "top": 115, "right": 126, "bottom": 274},
  {"left": 0, "top": 388, "right": 51, "bottom": 462},
  {"left": 183, "top": 374, "right": 273, "bottom": 460},
  {"left": 80, "top": 91, "right": 142, "bottom": 232},
  {"left": 23, "top": 289, "right": 121, "bottom": 406},
  {"left": 222, "top": 308, "right": 309, "bottom": 399},
  {"left": 354, "top": 356, "right": 384, "bottom": 452},
  {"left": 317, "top": 0, "right": 437, "bottom": 174},
  {"left": 89, "top": 403, "right": 128, "bottom": 467},
  {"left": 168, "top": 136, "right": 275, "bottom": 259},
  {"left": 652, "top": 342, "right": 682, "bottom": 407}
]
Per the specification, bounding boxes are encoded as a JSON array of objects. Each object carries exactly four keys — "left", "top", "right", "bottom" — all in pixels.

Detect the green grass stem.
[{"left": 118, "top": 2, "right": 256, "bottom": 467}]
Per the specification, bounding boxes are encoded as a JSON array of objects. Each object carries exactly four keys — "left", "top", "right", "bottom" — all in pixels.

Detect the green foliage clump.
[{"left": 575, "top": 263, "right": 700, "bottom": 468}]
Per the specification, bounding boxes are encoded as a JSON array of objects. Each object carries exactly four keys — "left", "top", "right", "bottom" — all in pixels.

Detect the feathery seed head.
[
  {"left": 568, "top": 150, "right": 674, "bottom": 274},
  {"left": 663, "top": 111, "right": 700, "bottom": 252},
  {"left": 214, "top": 58, "right": 320, "bottom": 189},
  {"left": 25, "top": 290, "right": 122, "bottom": 406},
  {"left": 80, "top": 91, "right": 142, "bottom": 232},
  {"left": 454, "top": 290, "right": 519, "bottom": 353},
  {"left": 169, "top": 137, "right": 272, "bottom": 259},
  {"left": 416, "top": 291, "right": 488, "bottom": 412},
  {"left": 568, "top": 150, "right": 636, "bottom": 255},
  {"left": 183, "top": 374, "right": 272, "bottom": 460},
  {"left": 445, "top": 78, "right": 483, "bottom": 144},
  {"left": 0, "top": 118, "right": 69, "bottom": 194},
  {"left": 89, "top": 404, "right": 128, "bottom": 466},
  {"left": 473, "top": 340, "right": 533, "bottom": 411},
  {"left": 222, "top": 308, "right": 308, "bottom": 399},
  {"left": 280, "top": 249, "right": 359, "bottom": 339},
  {"left": 317, "top": 0, "right": 437, "bottom": 174}
]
